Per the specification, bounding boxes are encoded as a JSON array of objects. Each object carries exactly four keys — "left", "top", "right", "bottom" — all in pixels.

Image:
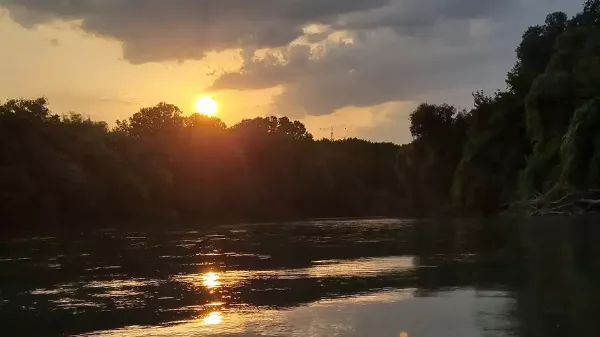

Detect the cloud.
[
  {"left": 1, "top": 0, "right": 390, "bottom": 63},
  {"left": 0, "top": 0, "right": 525, "bottom": 64},
  {"left": 211, "top": 0, "right": 584, "bottom": 117},
  {"left": 1, "top": 0, "right": 586, "bottom": 121},
  {"left": 354, "top": 103, "right": 417, "bottom": 145},
  {"left": 331, "top": 0, "right": 515, "bottom": 34},
  {"left": 211, "top": 19, "right": 514, "bottom": 116}
]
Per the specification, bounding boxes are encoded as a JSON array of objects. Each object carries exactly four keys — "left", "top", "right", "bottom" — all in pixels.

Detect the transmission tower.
[
  {"left": 319, "top": 126, "right": 335, "bottom": 141},
  {"left": 319, "top": 125, "right": 348, "bottom": 141}
]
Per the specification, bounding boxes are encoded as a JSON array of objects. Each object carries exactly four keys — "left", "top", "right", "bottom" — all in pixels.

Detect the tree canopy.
[
  {"left": 403, "top": 0, "right": 600, "bottom": 215},
  {"left": 0, "top": 99, "right": 405, "bottom": 229}
]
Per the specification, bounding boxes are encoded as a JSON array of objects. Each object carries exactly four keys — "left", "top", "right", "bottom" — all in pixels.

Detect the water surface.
[{"left": 2, "top": 217, "right": 600, "bottom": 336}]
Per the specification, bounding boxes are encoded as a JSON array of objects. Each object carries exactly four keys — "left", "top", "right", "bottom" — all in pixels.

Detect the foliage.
[
  {"left": 452, "top": 92, "right": 529, "bottom": 214},
  {"left": 0, "top": 99, "right": 404, "bottom": 229},
  {"left": 401, "top": 104, "right": 467, "bottom": 214},
  {"left": 407, "top": 1, "right": 600, "bottom": 215},
  {"left": 522, "top": 22, "right": 600, "bottom": 196},
  {"left": 560, "top": 98, "right": 600, "bottom": 189}
]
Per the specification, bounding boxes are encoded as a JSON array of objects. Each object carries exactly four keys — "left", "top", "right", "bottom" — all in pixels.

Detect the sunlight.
[
  {"left": 203, "top": 311, "right": 223, "bottom": 325},
  {"left": 195, "top": 96, "right": 218, "bottom": 116},
  {"left": 202, "top": 272, "right": 221, "bottom": 289}
]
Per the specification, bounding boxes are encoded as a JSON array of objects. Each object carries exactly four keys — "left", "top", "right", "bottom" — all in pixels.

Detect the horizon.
[{"left": 0, "top": 0, "right": 584, "bottom": 144}]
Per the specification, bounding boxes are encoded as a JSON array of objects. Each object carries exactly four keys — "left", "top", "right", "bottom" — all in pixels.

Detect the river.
[{"left": 1, "top": 217, "right": 600, "bottom": 336}]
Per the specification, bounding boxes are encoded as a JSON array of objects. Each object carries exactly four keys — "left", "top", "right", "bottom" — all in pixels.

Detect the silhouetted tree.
[{"left": 0, "top": 100, "right": 404, "bottom": 229}]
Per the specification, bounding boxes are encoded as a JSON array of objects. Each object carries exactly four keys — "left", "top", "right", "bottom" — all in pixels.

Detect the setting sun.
[{"left": 195, "top": 97, "right": 218, "bottom": 116}]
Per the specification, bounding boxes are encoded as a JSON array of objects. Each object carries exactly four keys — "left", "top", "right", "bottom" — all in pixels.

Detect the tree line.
[
  {"left": 403, "top": 0, "right": 600, "bottom": 216},
  {"left": 0, "top": 100, "right": 404, "bottom": 229}
]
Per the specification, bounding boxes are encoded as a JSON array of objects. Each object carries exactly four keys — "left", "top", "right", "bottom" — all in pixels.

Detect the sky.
[{"left": 0, "top": 0, "right": 585, "bottom": 144}]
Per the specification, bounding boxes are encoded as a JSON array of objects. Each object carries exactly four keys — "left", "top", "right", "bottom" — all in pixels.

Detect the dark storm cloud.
[
  {"left": 210, "top": 18, "right": 516, "bottom": 116},
  {"left": 0, "top": 0, "right": 585, "bottom": 121},
  {"left": 210, "top": 0, "right": 584, "bottom": 117},
  {"left": 223, "top": 36, "right": 511, "bottom": 116},
  {"left": 332, "top": 0, "right": 515, "bottom": 32},
  {"left": 1, "top": 0, "right": 390, "bottom": 63},
  {"left": 1, "top": 0, "right": 518, "bottom": 63}
]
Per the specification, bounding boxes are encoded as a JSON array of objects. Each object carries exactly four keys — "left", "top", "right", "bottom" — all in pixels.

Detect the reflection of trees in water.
[
  {"left": 506, "top": 217, "right": 600, "bottom": 337},
  {"left": 412, "top": 218, "right": 518, "bottom": 294},
  {"left": 409, "top": 217, "right": 600, "bottom": 337},
  {"left": 437, "top": 216, "right": 600, "bottom": 337},
  {"left": 411, "top": 219, "right": 521, "bottom": 336}
]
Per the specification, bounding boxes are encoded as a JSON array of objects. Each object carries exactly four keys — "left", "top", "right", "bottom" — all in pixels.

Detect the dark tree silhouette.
[
  {"left": 0, "top": 99, "right": 405, "bottom": 230},
  {"left": 401, "top": 1, "right": 600, "bottom": 215}
]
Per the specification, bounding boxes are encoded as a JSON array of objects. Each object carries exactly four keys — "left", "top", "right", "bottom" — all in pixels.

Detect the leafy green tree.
[
  {"left": 521, "top": 22, "right": 600, "bottom": 195},
  {"left": 402, "top": 103, "right": 467, "bottom": 214},
  {"left": 232, "top": 116, "right": 313, "bottom": 140},
  {"left": 452, "top": 91, "right": 529, "bottom": 214},
  {"left": 507, "top": 12, "right": 569, "bottom": 97}
]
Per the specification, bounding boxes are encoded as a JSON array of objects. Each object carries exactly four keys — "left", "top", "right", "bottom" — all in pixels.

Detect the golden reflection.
[
  {"left": 202, "top": 272, "right": 221, "bottom": 288},
  {"left": 203, "top": 311, "right": 222, "bottom": 325},
  {"left": 400, "top": 332, "right": 409, "bottom": 337},
  {"left": 207, "top": 301, "right": 225, "bottom": 307}
]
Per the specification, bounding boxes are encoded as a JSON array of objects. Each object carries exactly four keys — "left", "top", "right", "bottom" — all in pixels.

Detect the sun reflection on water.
[
  {"left": 203, "top": 311, "right": 222, "bottom": 325},
  {"left": 202, "top": 272, "right": 221, "bottom": 289}
]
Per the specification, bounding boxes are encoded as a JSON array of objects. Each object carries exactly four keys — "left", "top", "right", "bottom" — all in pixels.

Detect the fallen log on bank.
[{"left": 503, "top": 190, "right": 600, "bottom": 216}]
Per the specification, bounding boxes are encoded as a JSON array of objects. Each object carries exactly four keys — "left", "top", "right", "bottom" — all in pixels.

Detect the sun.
[{"left": 195, "top": 97, "right": 218, "bottom": 116}]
